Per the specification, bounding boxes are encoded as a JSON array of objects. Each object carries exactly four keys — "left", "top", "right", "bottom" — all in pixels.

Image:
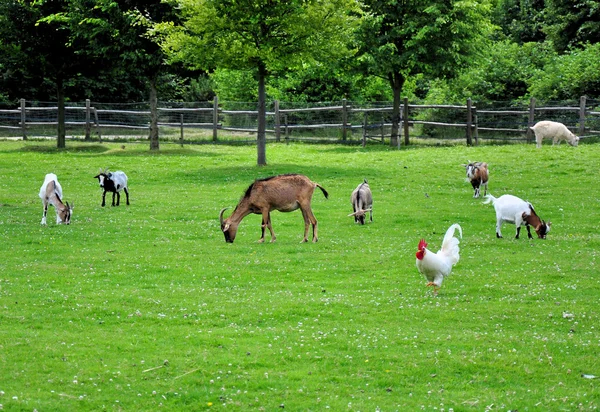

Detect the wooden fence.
[{"left": 1, "top": 96, "right": 599, "bottom": 145}]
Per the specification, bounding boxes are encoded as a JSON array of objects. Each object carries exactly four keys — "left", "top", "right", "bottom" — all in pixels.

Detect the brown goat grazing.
[
  {"left": 219, "top": 174, "right": 329, "bottom": 243},
  {"left": 462, "top": 161, "right": 489, "bottom": 198}
]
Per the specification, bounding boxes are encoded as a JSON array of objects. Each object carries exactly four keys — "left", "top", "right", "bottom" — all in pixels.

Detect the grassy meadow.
[{"left": 0, "top": 140, "right": 599, "bottom": 411}]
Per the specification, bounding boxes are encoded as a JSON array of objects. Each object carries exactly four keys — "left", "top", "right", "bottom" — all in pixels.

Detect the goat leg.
[
  {"left": 101, "top": 191, "right": 106, "bottom": 207},
  {"left": 526, "top": 225, "right": 533, "bottom": 239}
]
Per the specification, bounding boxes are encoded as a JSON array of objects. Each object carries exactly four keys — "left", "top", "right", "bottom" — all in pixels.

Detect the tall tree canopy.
[
  {"left": 45, "top": 0, "right": 177, "bottom": 150},
  {"left": 544, "top": 0, "right": 600, "bottom": 53},
  {"left": 0, "top": 0, "right": 94, "bottom": 147},
  {"left": 355, "top": 0, "right": 494, "bottom": 146},
  {"left": 161, "top": 0, "right": 359, "bottom": 165}
]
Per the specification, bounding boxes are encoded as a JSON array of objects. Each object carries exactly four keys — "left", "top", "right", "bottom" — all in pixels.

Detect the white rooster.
[{"left": 415, "top": 223, "right": 462, "bottom": 295}]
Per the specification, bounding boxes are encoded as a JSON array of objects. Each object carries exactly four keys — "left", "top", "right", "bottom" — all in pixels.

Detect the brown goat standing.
[
  {"left": 462, "top": 161, "right": 489, "bottom": 198},
  {"left": 219, "top": 174, "right": 329, "bottom": 243}
]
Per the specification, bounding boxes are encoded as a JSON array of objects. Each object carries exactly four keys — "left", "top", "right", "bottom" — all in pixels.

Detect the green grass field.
[{"left": 1, "top": 140, "right": 599, "bottom": 411}]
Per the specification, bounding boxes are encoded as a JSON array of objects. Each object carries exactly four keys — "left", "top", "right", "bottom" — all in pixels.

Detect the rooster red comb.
[{"left": 418, "top": 239, "right": 427, "bottom": 250}]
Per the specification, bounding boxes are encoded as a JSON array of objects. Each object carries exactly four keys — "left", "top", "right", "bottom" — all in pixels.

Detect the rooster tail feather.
[
  {"left": 441, "top": 223, "right": 462, "bottom": 265},
  {"left": 483, "top": 194, "right": 496, "bottom": 205}
]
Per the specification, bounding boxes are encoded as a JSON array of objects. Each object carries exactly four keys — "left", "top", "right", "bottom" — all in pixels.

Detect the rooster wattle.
[{"left": 415, "top": 223, "right": 462, "bottom": 295}]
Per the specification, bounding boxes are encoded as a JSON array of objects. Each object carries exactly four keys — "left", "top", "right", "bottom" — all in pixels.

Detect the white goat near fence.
[
  {"left": 39, "top": 173, "right": 73, "bottom": 225},
  {"left": 530, "top": 121, "right": 579, "bottom": 148}
]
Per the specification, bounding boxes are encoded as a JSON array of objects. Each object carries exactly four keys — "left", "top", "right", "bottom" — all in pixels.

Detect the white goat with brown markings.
[
  {"left": 462, "top": 161, "right": 489, "bottom": 198},
  {"left": 484, "top": 194, "right": 551, "bottom": 239},
  {"left": 39, "top": 173, "right": 73, "bottom": 225},
  {"left": 220, "top": 174, "right": 328, "bottom": 243}
]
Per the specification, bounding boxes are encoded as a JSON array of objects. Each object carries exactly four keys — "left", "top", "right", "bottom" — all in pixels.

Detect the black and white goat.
[
  {"left": 39, "top": 173, "right": 73, "bottom": 225},
  {"left": 462, "top": 161, "right": 489, "bottom": 198},
  {"left": 93, "top": 169, "right": 130, "bottom": 207},
  {"left": 348, "top": 179, "right": 373, "bottom": 224},
  {"left": 484, "top": 194, "right": 551, "bottom": 239}
]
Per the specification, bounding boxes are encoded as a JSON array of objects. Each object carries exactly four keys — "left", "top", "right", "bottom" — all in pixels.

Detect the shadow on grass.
[{"left": 13, "top": 142, "right": 220, "bottom": 157}]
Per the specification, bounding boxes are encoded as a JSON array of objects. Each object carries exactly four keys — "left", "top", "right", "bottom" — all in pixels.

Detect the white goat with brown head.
[
  {"left": 348, "top": 179, "right": 372, "bottom": 224},
  {"left": 39, "top": 173, "right": 73, "bottom": 225},
  {"left": 462, "top": 161, "right": 489, "bottom": 198},
  {"left": 484, "top": 194, "right": 551, "bottom": 239},
  {"left": 219, "top": 174, "right": 329, "bottom": 243}
]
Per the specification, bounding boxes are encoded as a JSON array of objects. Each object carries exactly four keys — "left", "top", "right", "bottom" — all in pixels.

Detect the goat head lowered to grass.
[
  {"left": 94, "top": 168, "right": 130, "bottom": 207},
  {"left": 39, "top": 173, "right": 73, "bottom": 225},
  {"left": 220, "top": 174, "right": 329, "bottom": 243},
  {"left": 348, "top": 179, "right": 373, "bottom": 224}
]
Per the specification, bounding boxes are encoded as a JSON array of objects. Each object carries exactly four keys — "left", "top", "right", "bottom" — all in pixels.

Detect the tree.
[
  {"left": 44, "top": 0, "right": 177, "bottom": 150},
  {"left": 0, "top": 0, "right": 92, "bottom": 148},
  {"left": 355, "top": 0, "right": 494, "bottom": 146},
  {"left": 161, "top": 0, "right": 358, "bottom": 166},
  {"left": 492, "top": 0, "right": 546, "bottom": 44},
  {"left": 544, "top": 0, "right": 600, "bottom": 53}
]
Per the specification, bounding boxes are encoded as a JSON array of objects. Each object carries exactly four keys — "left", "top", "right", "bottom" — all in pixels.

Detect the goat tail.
[
  {"left": 483, "top": 194, "right": 496, "bottom": 205},
  {"left": 316, "top": 184, "right": 329, "bottom": 199}
]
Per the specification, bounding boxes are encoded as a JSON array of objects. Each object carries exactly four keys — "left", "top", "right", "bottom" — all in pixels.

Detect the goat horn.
[{"left": 219, "top": 207, "right": 229, "bottom": 225}]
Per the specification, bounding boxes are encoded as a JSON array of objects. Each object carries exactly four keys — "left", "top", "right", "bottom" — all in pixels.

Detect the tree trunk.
[
  {"left": 57, "top": 78, "right": 66, "bottom": 149},
  {"left": 149, "top": 78, "right": 159, "bottom": 151},
  {"left": 389, "top": 72, "right": 404, "bottom": 148},
  {"left": 257, "top": 62, "right": 267, "bottom": 166}
]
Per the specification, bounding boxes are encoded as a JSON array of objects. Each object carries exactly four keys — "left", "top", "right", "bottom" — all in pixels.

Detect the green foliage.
[
  {"left": 1, "top": 141, "right": 600, "bottom": 410},
  {"left": 491, "top": 0, "right": 546, "bottom": 43},
  {"left": 544, "top": 0, "right": 600, "bottom": 53},
  {"left": 529, "top": 42, "right": 600, "bottom": 100},
  {"left": 426, "top": 41, "right": 556, "bottom": 103},
  {"left": 210, "top": 69, "right": 257, "bottom": 102}
]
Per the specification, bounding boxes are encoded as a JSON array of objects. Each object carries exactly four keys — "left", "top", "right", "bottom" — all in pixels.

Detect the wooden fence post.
[
  {"left": 579, "top": 95, "right": 587, "bottom": 136},
  {"left": 274, "top": 100, "right": 281, "bottom": 142},
  {"left": 284, "top": 114, "right": 289, "bottom": 143},
  {"left": 180, "top": 114, "right": 184, "bottom": 147},
  {"left": 20, "top": 99, "right": 27, "bottom": 141},
  {"left": 474, "top": 115, "right": 479, "bottom": 146},
  {"left": 362, "top": 112, "right": 367, "bottom": 147},
  {"left": 212, "top": 95, "right": 219, "bottom": 142},
  {"left": 342, "top": 98, "right": 348, "bottom": 141},
  {"left": 466, "top": 98, "right": 473, "bottom": 146},
  {"left": 527, "top": 97, "right": 536, "bottom": 143},
  {"left": 85, "top": 99, "right": 91, "bottom": 140},
  {"left": 403, "top": 97, "right": 409, "bottom": 146}
]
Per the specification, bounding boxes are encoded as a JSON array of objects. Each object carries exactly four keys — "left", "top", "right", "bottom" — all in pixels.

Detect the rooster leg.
[{"left": 426, "top": 282, "right": 436, "bottom": 287}]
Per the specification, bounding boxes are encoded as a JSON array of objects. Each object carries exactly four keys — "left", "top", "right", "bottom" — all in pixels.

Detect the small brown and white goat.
[
  {"left": 462, "top": 161, "right": 488, "bottom": 198},
  {"left": 219, "top": 174, "right": 329, "bottom": 243},
  {"left": 39, "top": 173, "right": 73, "bottom": 225},
  {"left": 348, "top": 179, "right": 373, "bottom": 224},
  {"left": 530, "top": 121, "right": 579, "bottom": 148},
  {"left": 484, "top": 194, "right": 550, "bottom": 239}
]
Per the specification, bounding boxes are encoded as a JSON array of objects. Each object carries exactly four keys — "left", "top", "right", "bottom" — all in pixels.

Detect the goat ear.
[{"left": 223, "top": 223, "right": 230, "bottom": 232}]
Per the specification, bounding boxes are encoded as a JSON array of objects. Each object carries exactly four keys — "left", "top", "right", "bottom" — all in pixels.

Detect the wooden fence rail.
[{"left": 1, "top": 96, "right": 599, "bottom": 145}]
